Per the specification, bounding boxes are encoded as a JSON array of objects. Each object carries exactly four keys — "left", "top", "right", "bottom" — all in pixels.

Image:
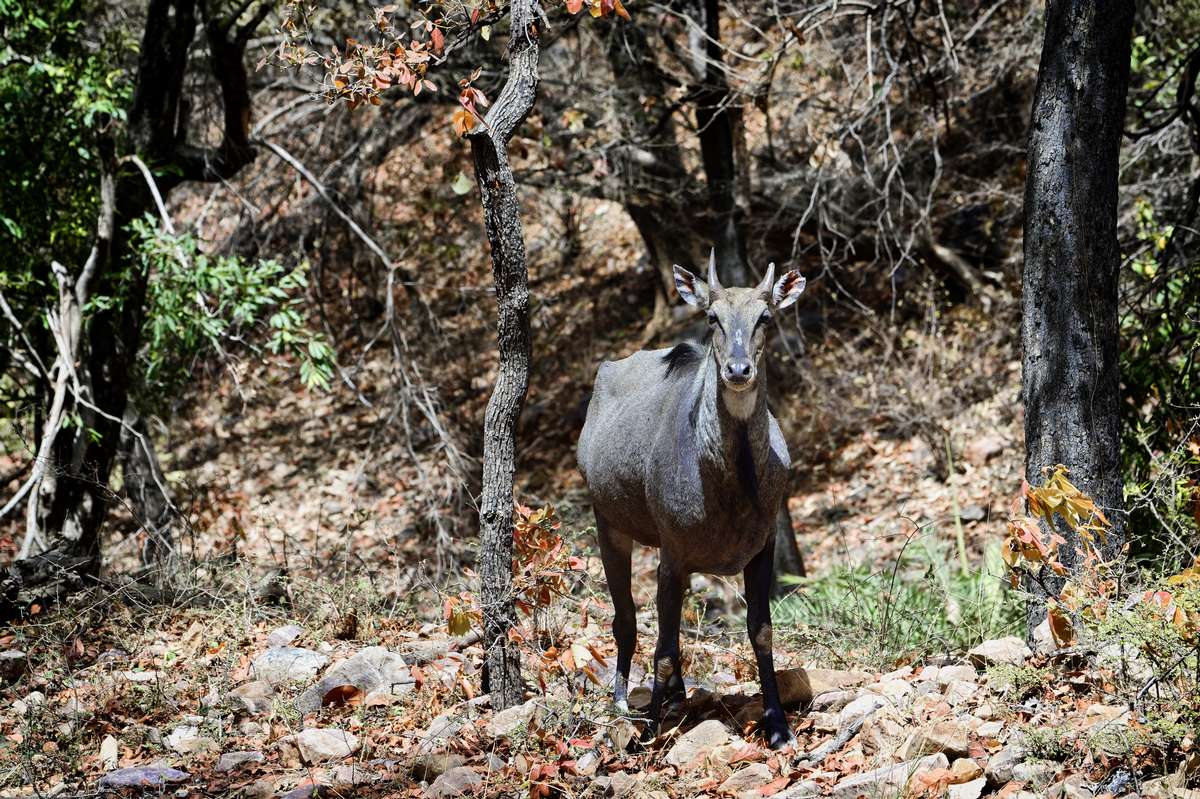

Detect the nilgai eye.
[
  {"left": 707, "top": 312, "right": 719, "bottom": 326},
  {"left": 756, "top": 312, "right": 772, "bottom": 328}
]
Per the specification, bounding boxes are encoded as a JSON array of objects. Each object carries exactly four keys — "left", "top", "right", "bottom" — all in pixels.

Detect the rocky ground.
[{"left": 1, "top": 593, "right": 1195, "bottom": 799}]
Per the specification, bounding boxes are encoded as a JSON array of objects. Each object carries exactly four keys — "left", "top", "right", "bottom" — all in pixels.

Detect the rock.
[
  {"left": 605, "top": 718, "right": 637, "bottom": 751},
  {"left": 215, "top": 750, "right": 264, "bottom": 773},
  {"left": 267, "top": 624, "right": 304, "bottom": 647},
  {"left": 944, "top": 678, "right": 980, "bottom": 705},
  {"left": 964, "top": 435, "right": 1005, "bottom": 466},
  {"left": 950, "top": 757, "right": 983, "bottom": 782},
  {"left": 1048, "top": 774, "right": 1097, "bottom": 799},
  {"left": 608, "top": 770, "right": 639, "bottom": 797},
  {"left": 984, "top": 744, "right": 1025, "bottom": 784},
  {"left": 767, "top": 780, "right": 821, "bottom": 798},
  {"left": 575, "top": 751, "right": 599, "bottom": 777},
  {"left": 100, "top": 735, "right": 119, "bottom": 770},
  {"left": 967, "top": 637, "right": 1030, "bottom": 667},
  {"left": 250, "top": 647, "right": 329, "bottom": 685},
  {"left": 487, "top": 698, "right": 540, "bottom": 739},
  {"left": 0, "top": 650, "right": 27, "bottom": 684},
  {"left": 428, "top": 766, "right": 482, "bottom": 797},
  {"left": 975, "top": 720, "right": 1004, "bottom": 738},
  {"left": 876, "top": 679, "right": 915, "bottom": 702},
  {"left": 959, "top": 504, "right": 988, "bottom": 522},
  {"left": 719, "top": 763, "right": 772, "bottom": 793},
  {"left": 98, "top": 767, "right": 189, "bottom": 789},
  {"left": 283, "top": 728, "right": 360, "bottom": 763},
  {"left": 1013, "top": 760, "right": 1056, "bottom": 789},
  {"left": 294, "top": 646, "right": 413, "bottom": 713},
  {"left": 830, "top": 753, "right": 949, "bottom": 798},
  {"left": 775, "top": 667, "right": 873, "bottom": 709},
  {"left": 230, "top": 681, "right": 274, "bottom": 714},
  {"left": 411, "top": 753, "right": 465, "bottom": 782},
  {"left": 837, "top": 694, "right": 885, "bottom": 728},
  {"left": 664, "top": 719, "right": 731, "bottom": 767},
  {"left": 165, "top": 725, "right": 217, "bottom": 755},
  {"left": 243, "top": 778, "right": 275, "bottom": 799},
  {"left": 1031, "top": 617, "right": 1060, "bottom": 655},
  {"left": 931, "top": 665, "right": 977, "bottom": 686},
  {"left": 332, "top": 764, "right": 379, "bottom": 786},
  {"left": 810, "top": 689, "right": 856, "bottom": 713},
  {"left": 899, "top": 720, "right": 971, "bottom": 759},
  {"left": 415, "top": 714, "right": 463, "bottom": 748},
  {"left": 949, "top": 777, "right": 987, "bottom": 799}
]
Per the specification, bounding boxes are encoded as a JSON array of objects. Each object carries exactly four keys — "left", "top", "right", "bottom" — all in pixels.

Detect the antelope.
[{"left": 577, "top": 251, "right": 806, "bottom": 749}]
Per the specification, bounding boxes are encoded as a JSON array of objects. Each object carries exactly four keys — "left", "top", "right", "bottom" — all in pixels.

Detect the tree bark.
[
  {"left": 693, "top": 0, "right": 748, "bottom": 286},
  {"left": 119, "top": 411, "right": 177, "bottom": 571},
  {"left": 468, "top": 0, "right": 541, "bottom": 711},
  {"left": 1022, "top": 0, "right": 1133, "bottom": 633}
]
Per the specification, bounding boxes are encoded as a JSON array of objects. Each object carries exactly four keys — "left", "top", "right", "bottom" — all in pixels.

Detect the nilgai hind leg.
[
  {"left": 597, "top": 516, "right": 637, "bottom": 713},
  {"left": 645, "top": 557, "right": 687, "bottom": 741},
  {"left": 744, "top": 538, "right": 796, "bottom": 748}
]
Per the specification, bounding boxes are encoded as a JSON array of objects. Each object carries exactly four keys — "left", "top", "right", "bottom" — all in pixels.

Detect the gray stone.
[
  {"left": 428, "top": 766, "right": 482, "bottom": 797},
  {"left": 487, "top": 698, "right": 539, "bottom": 739},
  {"left": 984, "top": 744, "right": 1026, "bottom": 784},
  {"left": 267, "top": 624, "right": 304, "bottom": 647},
  {"left": 294, "top": 646, "right": 413, "bottom": 714},
  {"left": 1048, "top": 774, "right": 1097, "bottom": 799},
  {"left": 719, "top": 763, "right": 772, "bottom": 793},
  {"left": 283, "top": 728, "right": 360, "bottom": 763},
  {"left": 664, "top": 719, "right": 731, "bottom": 767},
  {"left": 1013, "top": 760, "right": 1056, "bottom": 789},
  {"left": 98, "top": 766, "right": 189, "bottom": 789},
  {"left": 250, "top": 646, "right": 328, "bottom": 684},
  {"left": 810, "top": 689, "right": 856, "bottom": 713},
  {"left": 415, "top": 714, "right": 463, "bottom": 748},
  {"left": 229, "top": 681, "right": 274, "bottom": 714},
  {"left": 215, "top": 750, "right": 264, "bottom": 772},
  {"left": 968, "top": 637, "right": 1031, "bottom": 667},
  {"left": 836, "top": 694, "right": 885, "bottom": 728},
  {"left": 332, "top": 764, "right": 380, "bottom": 785},
  {"left": 964, "top": 435, "right": 1005, "bottom": 466},
  {"left": 411, "top": 753, "right": 466, "bottom": 782},
  {"left": 165, "top": 725, "right": 217, "bottom": 755},
  {"left": 830, "top": 753, "right": 949, "bottom": 798},
  {"left": 767, "top": 780, "right": 821, "bottom": 798}
]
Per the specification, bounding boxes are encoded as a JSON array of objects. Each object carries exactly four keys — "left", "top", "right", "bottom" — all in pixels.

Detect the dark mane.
[{"left": 662, "top": 342, "right": 702, "bottom": 380}]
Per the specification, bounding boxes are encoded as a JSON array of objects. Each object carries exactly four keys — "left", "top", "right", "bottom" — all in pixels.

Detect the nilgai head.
[{"left": 673, "top": 249, "right": 806, "bottom": 392}]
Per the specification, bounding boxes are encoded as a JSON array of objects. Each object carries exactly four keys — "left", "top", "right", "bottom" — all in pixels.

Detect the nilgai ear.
[
  {"left": 673, "top": 264, "right": 709, "bottom": 308},
  {"left": 772, "top": 269, "right": 807, "bottom": 309}
]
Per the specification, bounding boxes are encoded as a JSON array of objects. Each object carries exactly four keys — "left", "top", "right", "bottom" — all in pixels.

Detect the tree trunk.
[
  {"left": 1022, "top": 0, "right": 1133, "bottom": 634},
  {"left": 468, "top": 0, "right": 541, "bottom": 711},
  {"left": 693, "top": 0, "right": 748, "bottom": 286},
  {"left": 119, "top": 411, "right": 178, "bottom": 571},
  {"left": 605, "top": 20, "right": 699, "bottom": 334}
]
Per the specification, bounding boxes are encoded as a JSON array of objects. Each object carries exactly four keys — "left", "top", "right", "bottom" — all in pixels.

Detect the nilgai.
[{"left": 577, "top": 251, "right": 805, "bottom": 748}]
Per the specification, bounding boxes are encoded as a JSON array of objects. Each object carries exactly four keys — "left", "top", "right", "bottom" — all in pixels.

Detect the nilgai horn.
[{"left": 576, "top": 249, "right": 806, "bottom": 748}]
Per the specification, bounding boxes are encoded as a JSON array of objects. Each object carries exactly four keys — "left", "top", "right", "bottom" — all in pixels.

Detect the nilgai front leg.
[
  {"left": 644, "top": 557, "right": 687, "bottom": 741},
  {"left": 744, "top": 538, "right": 796, "bottom": 749},
  {"left": 596, "top": 517, "right": 637, "bottom": 713}
]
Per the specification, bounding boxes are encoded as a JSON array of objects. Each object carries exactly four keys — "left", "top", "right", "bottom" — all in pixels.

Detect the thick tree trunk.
[
  {"left": 605, "top": 20, "right": 699, "bottom": 332},
  {"left": 468, "top": 0, "right": 541, "bottom": 711},
  {"left": 119, "top": 411, "right": 178, "bottom": 571},
  {"left": 694, "top": 0, "right": 748, "bottom": 286},
  {"left": 1022, "top": 0, "right": 1133, "bottom": 633}
]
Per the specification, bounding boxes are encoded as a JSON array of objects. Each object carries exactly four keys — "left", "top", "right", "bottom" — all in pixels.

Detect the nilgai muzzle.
[{"left": 576, "top": 250, "right": 806, "bottom": 748}]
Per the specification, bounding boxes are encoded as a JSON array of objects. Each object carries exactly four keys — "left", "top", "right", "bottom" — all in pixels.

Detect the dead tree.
[
  {"left": 469, "top": 0, "right": 541, "bottom": 710},
  {"left": 1022, "top": 0, "right": 1134, "bottom": 632}
]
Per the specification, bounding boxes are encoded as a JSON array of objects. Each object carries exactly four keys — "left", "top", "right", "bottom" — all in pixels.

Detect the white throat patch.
[{"left": 722, "top": 385, "right": 757, "bottom": 419}]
